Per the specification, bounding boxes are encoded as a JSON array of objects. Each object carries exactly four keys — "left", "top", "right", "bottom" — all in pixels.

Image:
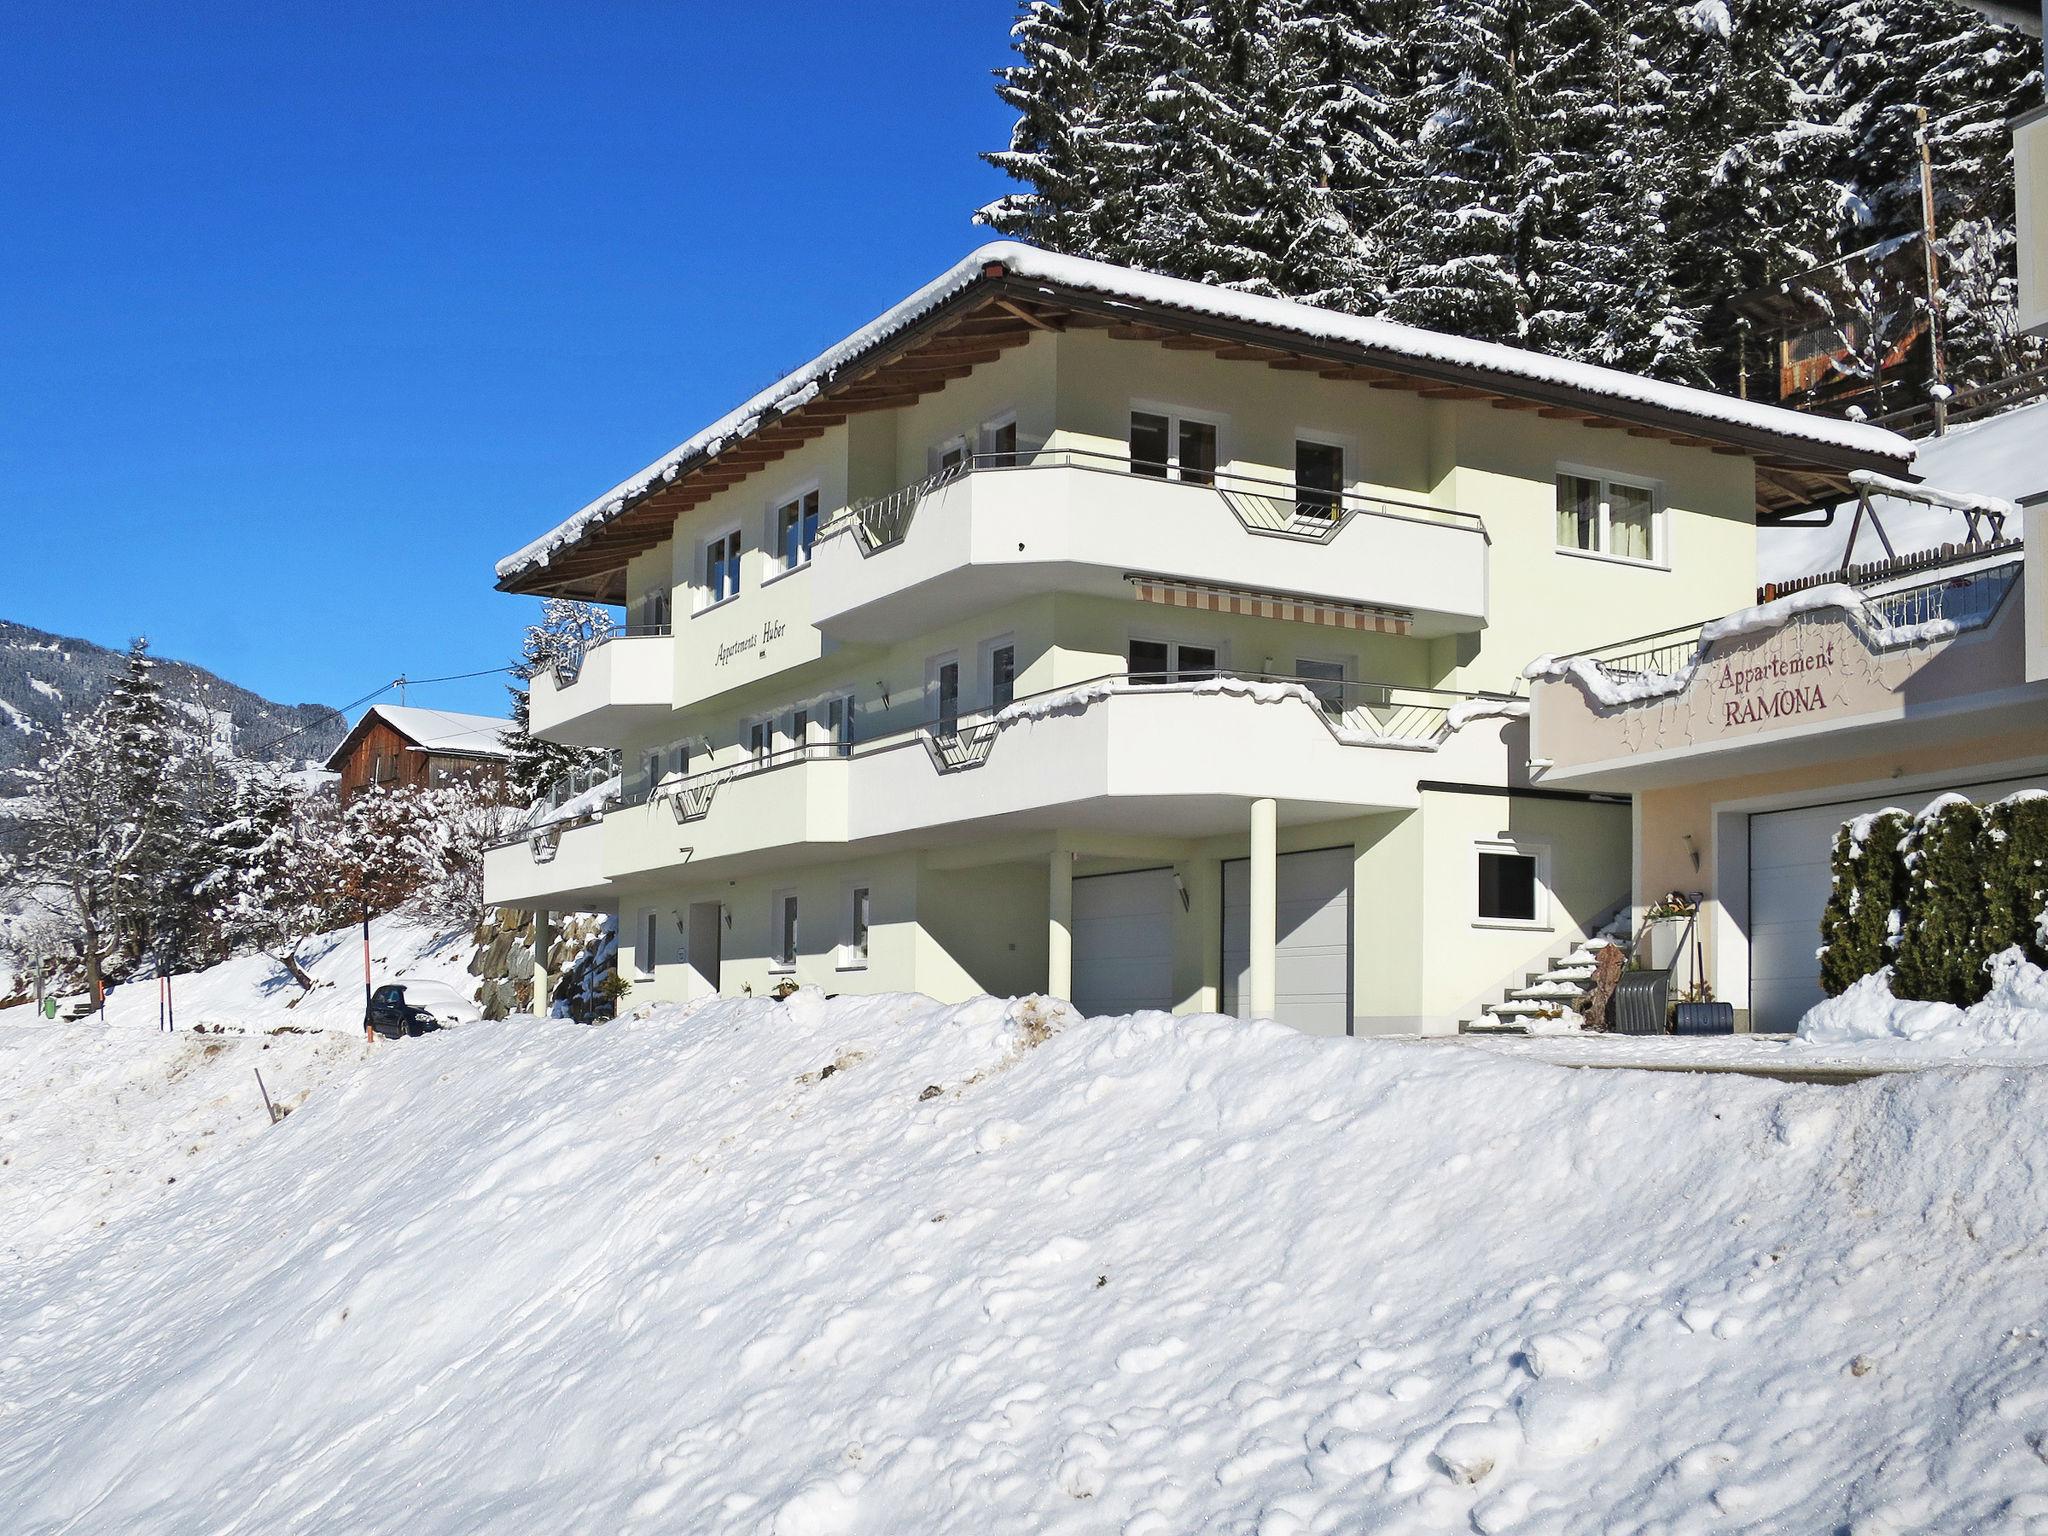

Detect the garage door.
[
  {"left": 1071, "top": 868, "right": 1178, "bottom": 1018},
  {"left": 1749, "top": 773, "right": 2048, "bottom": 1032},
  {"left": 1223, "top": 846, "right": 1353, "bottom": 1036}
]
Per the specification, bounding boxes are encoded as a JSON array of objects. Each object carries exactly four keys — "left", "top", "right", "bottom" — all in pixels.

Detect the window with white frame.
[
  {"left": 984, "top": 637, "right": 1017, "bottom": 710},
  {"left": 1475, "top": 843, "right": 1546, "bottom": 926},
  {"left": 1556, "top": 472, "right": 1659, "bottom": 563},
  {"left": 773, "top": 890, "right": 799, "bottom": 970},
  {"left": 775, "top": 489, "right": 821, "bottom": 571},
  {"left": 933, "top": 436, "right": 969, "bottom": 476},
  {"left": 1294, "top": 656, "right": 1347, "bottom": 715},
  {"left": 1128, "top": 637, "right": 1219, "bottom": 684},
  {"left": 748, "top": 719, "right": 770, "bottom": 764},
  {"left": 667, "top": 741, "right": 689, "bottom": 778},
  {"left": 979, "top": 414, "right": 1019, "bottom": 465},
  {"left": 702, "top": 528, "right": 742, "bottom": 606},
  {"left": 842, "top": 884, "right": 871, "bottom": 968},
  {"left": 1295, "top": 438, "right": 1345, "bottom": 517},
  {"left": 826, "top": 694, "right": 856, "bottom": 754},
  {"left": 1129, "top": 408, "right": 1219, "bottom": 484},
  {"left": 787, "top": 707, "right": 810, "bottom": 754},
  {"left": 641, "top": 748, "right": 662, "bottom": 791}
]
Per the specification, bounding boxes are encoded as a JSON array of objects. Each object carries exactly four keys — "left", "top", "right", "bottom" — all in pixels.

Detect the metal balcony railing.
[
  {"left": 545, "top": 623, "right": 671, "bottom": 689},
  {"left": 822, "top": 448, "right": 1483, "bottom": 557},
  {"left": 1563, "top": 560, "right": 2020, "bottom": 688}
]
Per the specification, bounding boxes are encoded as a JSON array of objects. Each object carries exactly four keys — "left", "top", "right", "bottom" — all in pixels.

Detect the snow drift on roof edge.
[{"left": 497, "top": 242, "right": 1917, "bottom": 582}]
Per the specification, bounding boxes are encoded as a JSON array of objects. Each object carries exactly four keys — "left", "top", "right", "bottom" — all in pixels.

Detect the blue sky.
[{"left": 2, "top": 2, "right": 1017, "bottom": 727}]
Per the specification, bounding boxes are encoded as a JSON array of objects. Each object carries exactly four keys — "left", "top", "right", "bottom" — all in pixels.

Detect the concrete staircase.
[{"left": 1461, "top": 906, "right": 1634, "bottom": 1034}]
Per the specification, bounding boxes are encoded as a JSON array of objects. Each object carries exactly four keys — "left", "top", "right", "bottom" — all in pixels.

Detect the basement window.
[{"left": 1476, "top": 845, "right": 1545, "bottom": 927}]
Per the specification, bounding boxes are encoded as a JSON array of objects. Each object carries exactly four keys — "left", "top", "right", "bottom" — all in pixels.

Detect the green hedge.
[
  {"left": 1821, "top": 791, "right": 2048, "bottom": 1006},
  {"left": 1818, "top": 809, "right": 1910, "bottom": 997}
]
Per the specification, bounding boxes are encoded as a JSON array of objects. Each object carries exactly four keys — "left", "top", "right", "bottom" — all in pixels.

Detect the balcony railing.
[
  {"left": 823, "top": 448, "right": 1482, "bottom": 557},
  {"left": 1564, "top": 560, "right": 2021, "bottom": 687},
  {"left": 545, "top": 623, "right": 672, "bottom": 689},
  {"left": 576, "top": 670, "right": 1513, "bottom": 838}
]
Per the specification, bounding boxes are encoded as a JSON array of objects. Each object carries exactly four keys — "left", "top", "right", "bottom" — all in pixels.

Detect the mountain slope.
[
  {"left": 3, "top": 994, "right": 2045, "bottom": 1533},
  {"left": 0, "top": 620, "right": 344, "bottom": 787}
]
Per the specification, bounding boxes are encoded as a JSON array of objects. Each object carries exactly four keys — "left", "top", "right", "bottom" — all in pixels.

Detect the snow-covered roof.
[
  {"left": 323, "top": 705, "right": 513, "bottom": 770},
  {"left": 1759, "top": 398, "right": 2046, "bottom": 583},
  {"left": 498, "top": 243, "right": 1917, "bottom": 584}
]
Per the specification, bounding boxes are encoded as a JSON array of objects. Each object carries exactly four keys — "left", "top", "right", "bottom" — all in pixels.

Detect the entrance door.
[
  {"left": 1747, "top": 773, "right": 2047, "bottom": 1032},
  {"left": 684, "top": 902, "right": 723, "bottom": 998},
  {"left": 1223, "top": 846, "right": 1353, "bottom": 1035},
  {"left": 1071, "top": 868, "right": 1177, "bottom": 1017}
]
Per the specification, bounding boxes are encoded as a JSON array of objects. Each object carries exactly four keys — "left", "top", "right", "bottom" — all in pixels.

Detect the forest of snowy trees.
[{"left": 981, "top": 0, "right": 2045, "bottom": 403}]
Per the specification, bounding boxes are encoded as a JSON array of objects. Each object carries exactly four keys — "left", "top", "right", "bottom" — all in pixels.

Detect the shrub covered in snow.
[
  {"left": 1984, "top": 792, "right": 2048, "bottom": 969},
  {"left": 1818, "top": 808, "right": 1910, "bottom": 998},
  {"left": 1893, "top": 796, "right": 1994, "bottom": 1006}
]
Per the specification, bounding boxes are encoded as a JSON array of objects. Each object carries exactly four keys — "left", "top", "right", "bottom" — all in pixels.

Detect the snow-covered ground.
[
  {"left": 6, "top": 989, "right": 2048, "bottom": 1534},
  {"left": 68, "top": 913, "right": 480, "bottom": 1035},
  {"left": 1759, "top": 398, "right": 2046, "bottom": 583}
]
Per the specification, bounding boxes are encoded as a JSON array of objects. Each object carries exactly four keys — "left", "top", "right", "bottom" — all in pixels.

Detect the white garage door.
[
  {"left": 1223, "top": 846, "right": 1353, "bottom": 1036},
  {"left": 1071, "top": 868, "right": 1178, "bottom": 1018},
  {"left": 1748, "top": 773, "right": 2048, "bottom": 1033}
]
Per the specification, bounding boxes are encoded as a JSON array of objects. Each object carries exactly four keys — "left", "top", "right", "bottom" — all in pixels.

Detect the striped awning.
[{"left": 1127, "top": 575, "right": 1412, "bottom": 635}]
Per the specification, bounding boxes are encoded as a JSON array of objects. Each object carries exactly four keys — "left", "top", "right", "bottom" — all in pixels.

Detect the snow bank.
[
  {"left": 501, "top": 242, "right": 1913, "bottom": 580},
  {"left": 1800, "top": 949, "right": 2048, "bottom": 1061},
  {"left": 6, "top": 992, "right": 2048, "bottom": 1533}
]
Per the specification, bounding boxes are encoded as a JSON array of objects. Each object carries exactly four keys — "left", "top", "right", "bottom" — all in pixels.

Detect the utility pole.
[{"left": 1915, "top": 107, "right": 1950, "bottom": 435}]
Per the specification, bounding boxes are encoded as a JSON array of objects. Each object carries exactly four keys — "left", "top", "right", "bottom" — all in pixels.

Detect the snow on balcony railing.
[
  {"left": 821, "top": 449, "right": 1484, "bottom": 557},
  {"left": 1527, "top": 560, "right": 2022, "bottom": 708},
  {"left": 546, "top": 623, "right": 671, "bottom": 689}
]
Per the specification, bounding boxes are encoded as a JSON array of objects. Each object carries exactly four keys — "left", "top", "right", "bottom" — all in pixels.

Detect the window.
[
  {"left": 987, "top": 642, "right": 1016, "bottom": 710},
  {"left": 1128, "top": 639, "right": 1218, "bottom": 684},
  {"left": 642, "top": 748, "right": 662, "bottom": 788},
  {"left": 637, "top": 587, "right": 671, "bottom": 632},
  {"left": 1296, "top": 439, "right": 1344, "bottom": 518},
  {"left": 640, "top": 911, "right": 659, "bottom": 977},
  {"left": 1556, "top": 473, "right": 1660, "bottom": 563},
  {"left": 749, "top": 720, "right": 769, "bottom": 764},
  {"left": 1130, "top": 411, "right": 1171, "bottom": 477},
  {"left": 1178, "top": 419, "right": 1218, "bottom": 486},
  {"left": 1295, "top": 657, "right": 1347, "bottom": 715},
  {"left": 844, "top": 885, "right": 871, "bottom": 967},
  {"left": 980, "top": 415, "right": 1019, "bottom": 466},
  {"left": 667, "top": 742, "right": 689, "bottom": 778},
  {"left": 1476, "top": 847, "right": 1542, "bottom": 925},
  {"left": 703, "top": 529, "right": 742, "bottom": 605},
  {"left": 934, "top": 437, "right": 968, "bottom": 476},
  {"left": 789, "top": 708, "right": 809, "bottom": 753},
  {"left": 776, "top": 490, "right": 821, "bottom": 570},
  {"left": 1130, "top": 408, "right": 1219, "bottom": 482},
  {"left": 929, "top": 655, "right": 960, "bottom": 735},
  {"left": 774, "top": 892, "right": 799, "bottom": 970},
  {"left": 827, "top": 694, "right": 855, "bottom": 754}
]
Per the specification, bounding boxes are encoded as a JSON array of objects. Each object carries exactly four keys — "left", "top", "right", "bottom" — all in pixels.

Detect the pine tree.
[
  {"left": 98, "top": 638, "right": 201, "bottom": 973},
  {"left": 203, "top": 767, "right": 348, "bottom": 993},
  {"left": 503, "top": 599, "right": 618, "bottom": 806},
  {"left": 983, "top": 0, "right": 1133, "bottom": 251},
  {"left": 1817, "top": 808, "right": 1910, "bottom": 995}
]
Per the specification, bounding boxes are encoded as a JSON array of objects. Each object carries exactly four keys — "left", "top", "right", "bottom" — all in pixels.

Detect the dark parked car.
[{"left": 364, "top": 984, "right": 444, "bottom": 1041}]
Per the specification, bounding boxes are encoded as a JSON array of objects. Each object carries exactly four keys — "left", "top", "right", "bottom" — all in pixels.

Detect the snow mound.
[
  {"left": 5, "top": 992, "right": 2048, "bottom": 1532},
  {"left": 1800, "top": 949, "right": 2048, "bottom": 1060}
]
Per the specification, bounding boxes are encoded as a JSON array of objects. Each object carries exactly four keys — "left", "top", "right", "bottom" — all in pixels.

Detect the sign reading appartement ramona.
[{"left": 1711, "top": 637, "right": 1835, "bottom": 726}]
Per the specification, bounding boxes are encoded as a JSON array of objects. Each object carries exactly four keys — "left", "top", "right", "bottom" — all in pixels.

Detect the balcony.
[
  {"left": 810, "top": 451, "right": 1489, "bottom": 643},
  {"left": 528, "top": 627, "right": 674, "bottom": 746},
  {"left": 483, "top": 814, "right": 614, "bottom": 912},
  {"left": 576, "top": 671, "right": 1523, "bottom": 880}
]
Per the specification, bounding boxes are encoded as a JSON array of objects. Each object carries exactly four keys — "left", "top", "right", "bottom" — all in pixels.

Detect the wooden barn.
[{"left": 323, "top": 704, "right": 514, "bottom": 804}]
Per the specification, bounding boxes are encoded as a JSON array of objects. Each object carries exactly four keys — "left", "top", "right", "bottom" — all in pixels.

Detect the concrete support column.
[
  {"left": 1048, "top": 843, "right": 1074, "bottom": 1002},
  {"left": 531, "top": 909, "right": 553, "bottom": 1018},
  {"left": 1248, "top": 798, "right": 1278, "bottom": 1020}
]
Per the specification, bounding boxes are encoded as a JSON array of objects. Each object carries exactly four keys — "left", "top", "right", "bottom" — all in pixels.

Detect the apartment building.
[{"left": 484, "top": 244, "right": 1913, "bottom": 1034}]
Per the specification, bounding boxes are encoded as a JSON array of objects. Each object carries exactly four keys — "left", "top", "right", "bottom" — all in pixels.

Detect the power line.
[{"left": 242, "top": 663, "right": 519, "bottom": 759}]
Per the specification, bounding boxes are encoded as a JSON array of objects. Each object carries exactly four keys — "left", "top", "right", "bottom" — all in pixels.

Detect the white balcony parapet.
[
  {"left": 528, "top": 629, "right": 674, "bottom": 746},
  {"left": 815, "top": 450, "right": 1489, "bottom": 641}
]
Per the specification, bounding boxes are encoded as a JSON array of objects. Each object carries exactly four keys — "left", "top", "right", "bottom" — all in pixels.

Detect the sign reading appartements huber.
[{"left": 714, "top": 618, "right": 788, "bottom": 667}]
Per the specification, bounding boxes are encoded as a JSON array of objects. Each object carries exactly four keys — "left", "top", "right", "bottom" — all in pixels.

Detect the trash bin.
[
  {"left": 1613, "top": 970, "right": 1670, "bottom": 1035},
  {"left": 1672, "top": 1001, "right": 1735, "bottom": 1035}
]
